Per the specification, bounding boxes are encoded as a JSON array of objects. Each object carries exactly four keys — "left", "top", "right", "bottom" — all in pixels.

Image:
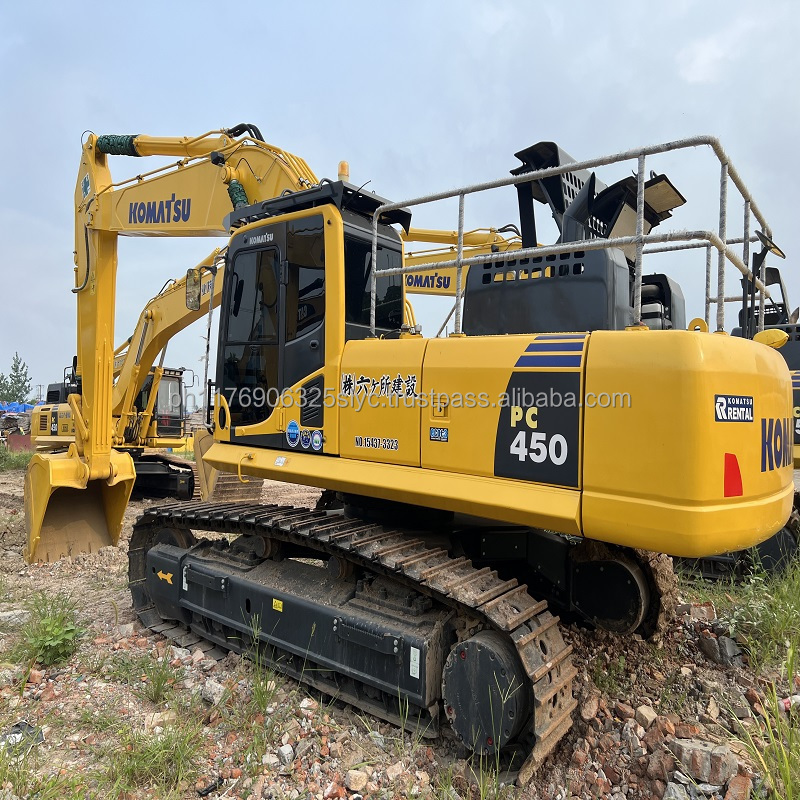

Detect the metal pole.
[
  {"left": 370, "top": 215, "right": 378, "bottom": 337},
  {"left": 633, "top": 154, "right": 646, "bottom": 325},
  {"left": 704, "top": 244, "right": 712, "bottom": 326},
  {"left": 202, "top": 267, "right": 217, "bottom": 420},
  {"left": 758, "top": 246, "right": 766, "bottom": 332},
  {"left": 742, "top": 200, "right": 752, "bottom": 336},
  {"left": 454, "top": 194, "right": 465, "bottom": 335},
  {"left": 436, "top": 301, "right": 458, "bottom": 338},
  {"left": 716, "top": 162, "right": 728, "bottom": 331}
]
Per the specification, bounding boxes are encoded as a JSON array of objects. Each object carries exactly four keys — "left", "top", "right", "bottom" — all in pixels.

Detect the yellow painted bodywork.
[
  {"left": 209, "top": 324, "right": 793, "bottom": 559},
  {"left": 402, "top": 228, "right": 522, "bottom": 296},
  {"left": 25, "top": 129, "right": 320, "bottom": 562}
]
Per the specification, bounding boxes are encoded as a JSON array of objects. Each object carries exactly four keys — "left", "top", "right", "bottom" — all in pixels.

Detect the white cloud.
[{"left": 676, "top": 14, "right": 762, "bottom": 84}]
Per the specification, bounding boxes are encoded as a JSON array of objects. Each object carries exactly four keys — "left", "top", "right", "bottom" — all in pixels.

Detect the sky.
[{"left": 1, "top": 1, "right": 799, "bottom": 404}]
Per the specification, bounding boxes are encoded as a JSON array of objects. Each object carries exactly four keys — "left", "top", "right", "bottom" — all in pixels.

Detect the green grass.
[
  {"left": 0, "top": 447, "right": 33, "bottom": 471},
  {"left": 0, "top": 732, "right": 85, "bottom": 800},
  {"left": 10, "top": 591, "right": 84, "bottom": 667},
  {"left": 591, "top": 653, "right": 628, "bottom": 696},
  {"left": 679, "top": 558, "right": 800, "bottom": 669},
  {"left": 103, "top": 723, "right": 201, "bottom": 796},
  {"left": 106, "top": 652, "right": 184, "bottom": 704},
  {"left": 734, "top": 644, "right": 800, "bottom": 799}
]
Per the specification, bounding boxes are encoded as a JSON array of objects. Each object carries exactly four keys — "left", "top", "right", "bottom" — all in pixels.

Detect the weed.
[
  {"left": 10, "top": 591, "right": 84, "bottom": 667},
  {"left": 0, "top": 448, "right": 33, "bottom": 472},
  {"left": 0, "top": 734, "right": 85, "bottom": 800},
  {"left": 678, "top": 558, "right": 800, "bottom": 669},
  {"left": 103, "top": 722, "right": 201, "bottom": 795},
  {"left": 657, "top": 671, "right": 690, "bottom": 715},
  {"left": 734, "top": 644, "right": 800, "bottom": 798},
  {"left": 591, "top": 653, "right": 628, "bottom": 696},
  {"left": 106, "top": 652, "right": 183, "bottom": 704}
]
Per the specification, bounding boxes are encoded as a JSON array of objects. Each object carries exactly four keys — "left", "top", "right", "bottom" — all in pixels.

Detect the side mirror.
[
  {"left": 753, "top": 329, "right": 789, "bottom": 349},
  {"left": 186, "top": 268, "right": 202, "bottom": 311}
]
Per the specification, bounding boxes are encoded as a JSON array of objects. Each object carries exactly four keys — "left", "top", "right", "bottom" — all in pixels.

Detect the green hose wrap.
[
  {"left": 228, "top": 180, "right": 249, "bottom": 210},
  {"left": 96, "top": 135, "right": 140, "bottom": 156}
]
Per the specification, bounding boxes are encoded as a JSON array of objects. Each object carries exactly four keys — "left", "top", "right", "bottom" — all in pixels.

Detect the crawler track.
[{"left": 129, "top": 501, "right": 577, "bottom": 779}]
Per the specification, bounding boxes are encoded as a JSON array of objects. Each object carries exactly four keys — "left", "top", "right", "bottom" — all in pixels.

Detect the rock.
[
  {"left": 323, "top": 780, "right": 343, "bottom": 799},
  {"left": 646, "top": 748, "right": 676, "bottom": 781},
  {"left": 278, "top": 743, "right": 295, "bottom": 766},
  {"left": 27, "top": 668, "right": 44, "bottom": 685},
  {"left": 744, "top": 687, "right": 761, "bottom": 707},
  {"left": 635, "top": 705, "right": 658, "bottom": 730},
  {"left": 346, "top": 770, "right": 368, "bottom": 792},
  {"left": 718, "top": 637, "right": 743, "bottom": 667},
  {"left": 724, "top": 774, "right": 752, "bottom": 800},
  {"left": 0, "top": 609, "right": 31, "bottom": 628},
  {"left": 730, "top": 696, "right": 752, "bottom": 719},
  {"left": 385, "top": 761, "right": 404, "bottom": 782},
  {"left": 201, "top": 678, "right": 226, "bottom": 706},
  {"left": 696, "top": 783, "right": 724, "bottom": 795},
  {"left": 170, "top": 645, "right": 192, "bottom": 661},
  {"left": 191, "top": 647, "right": 205, "bottom": 664},
  {"left": 295, "top": 738, "right": 313, "bottom": 760},
  {"left": 580, "top": 695, "right": 600, "bottom": 721},
  {"left": 674, "top": 722, "right": 701, "bottom": 739},
  {"left": 144, "top": 710, "right": 176, "bottom": 730},
  {"left": 699, "top": 634, "right": 721, "bottom": 664},
  {"left": 614, "top": 702, "right": 636, "bottom": 720},
  {"left": 663, "top": 783, "right": 690, "bottom": 800},
  {"left": 669, "top": 740, "right": 738, "bottom": 785},
  {"left": 367, "top": 730, "right": 385, "bottom": 749},
  {"left": 262, "top": 753, "right": 280, "bottom": 767},
  {"left": 670, "top": 740, "right": 713, "bottom": 783},
  {"left": 709, "top": 745, "right": 738, "bottom": 785}
]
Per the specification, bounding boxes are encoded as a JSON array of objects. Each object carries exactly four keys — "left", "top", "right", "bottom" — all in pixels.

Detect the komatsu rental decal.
[
  {"left": 761, "top": 417, "right": 792, "bottom": 472},
  {"left": 128, "top": 194, "right": 191, "bottom": 225},
  {"left": 715, "top": 394, "right": 754, "bottom": 422}
]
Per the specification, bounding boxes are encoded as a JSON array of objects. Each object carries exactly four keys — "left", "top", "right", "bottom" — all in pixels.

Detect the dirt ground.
[{"left": 0, "top": 469, "right": 785, "bottom": 800}]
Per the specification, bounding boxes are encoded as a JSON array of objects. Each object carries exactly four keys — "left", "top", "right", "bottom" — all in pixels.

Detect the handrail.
[{"left": 370, "top": 135, "right": 774, "bottom": 336}]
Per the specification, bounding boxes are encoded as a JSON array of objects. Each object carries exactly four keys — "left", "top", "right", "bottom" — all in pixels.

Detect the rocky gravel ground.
[{"left": 0, "top": 469, "right": 797, "bottom": 799}]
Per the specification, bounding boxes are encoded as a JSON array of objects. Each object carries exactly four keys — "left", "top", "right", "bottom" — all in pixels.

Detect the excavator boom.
[{"left": 26, "top": 125, "right": 319, "bottom": 562}]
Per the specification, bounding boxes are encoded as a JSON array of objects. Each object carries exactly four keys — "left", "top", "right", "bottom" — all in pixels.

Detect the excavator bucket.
[
  {"left": 24, "top": 446, "right": 135, "bottom": 563},
  {"left": 193, "top": 429, "right": 218, "bottom": 500}
]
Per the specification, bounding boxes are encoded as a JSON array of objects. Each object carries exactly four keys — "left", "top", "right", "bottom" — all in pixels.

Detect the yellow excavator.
[
  {"left": 30, "top": 258, "right": 222, "bottom": 499},
  {"left": 24, "top": 126, "right": 793, "bottom": 778}
]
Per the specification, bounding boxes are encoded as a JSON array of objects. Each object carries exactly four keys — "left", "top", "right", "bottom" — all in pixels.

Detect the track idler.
[{"left": 442, "top": 631, "right": 531, "bottom": 755}]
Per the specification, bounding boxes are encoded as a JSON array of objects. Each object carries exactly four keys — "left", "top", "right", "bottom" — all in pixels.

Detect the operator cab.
[
  {"left": 463, "top": 142, "right": 687, "bottom": 335},
  {"left": 134, "top": 367, "right": 186, "bottom": 438},
  {"left": 215, "top": 181, "right": 410, "bottom": 441}
]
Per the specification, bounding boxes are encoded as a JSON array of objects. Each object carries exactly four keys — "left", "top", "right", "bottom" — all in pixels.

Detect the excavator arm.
[
  {"left": 25, "top": 126, "right": 320, "bottom": 562},
  {"left": 402, "top": 226, "right": 522, "bottom": 296},
  {"left": 111, "top": 251, "right": 223, "bottom": 446}
]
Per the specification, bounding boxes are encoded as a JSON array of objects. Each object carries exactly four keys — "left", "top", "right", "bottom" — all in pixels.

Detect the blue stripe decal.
[
  {"left": 525, "top": 342, "right": 585, "bottom": 352},
  {"left": 515, "top": 355, "right": 583, "bottom": 368}
]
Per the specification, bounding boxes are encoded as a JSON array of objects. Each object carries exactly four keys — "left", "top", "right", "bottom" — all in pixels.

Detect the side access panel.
[{"left": 339, "top": 338, "right": 428, "bottom": 467}]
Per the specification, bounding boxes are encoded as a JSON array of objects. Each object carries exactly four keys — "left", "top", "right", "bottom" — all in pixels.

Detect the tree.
[{"left": 0, "top": 352, "right": 32, "bottom": 403}]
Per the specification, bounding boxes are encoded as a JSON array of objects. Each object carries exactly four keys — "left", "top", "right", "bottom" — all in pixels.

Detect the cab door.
[{"left": 217, "top": 213, "right": 326, "bottom": 450}]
